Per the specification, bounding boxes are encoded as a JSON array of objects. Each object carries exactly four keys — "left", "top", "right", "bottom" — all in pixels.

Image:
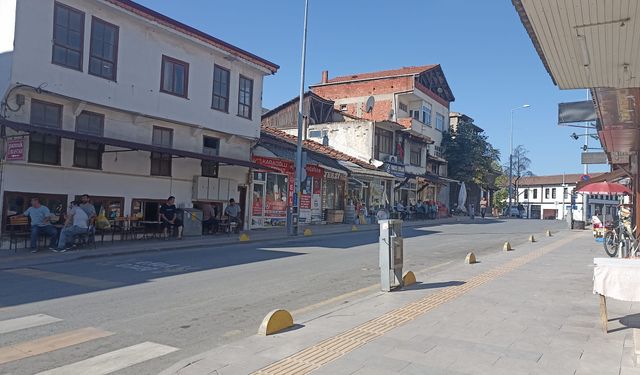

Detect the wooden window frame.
[
  {"left": 375, "top": 128, "right": 393, "bottom": 158},
  {"left": 29, "top": 100, "right": 63, "bottom": 166},
  {"left": 150, "top": 126, "right": 173, "bottom": 177},
  {"left": 73, "top": 111, "right": 105, "bottom": 170},
  {"left": 160, "top": 55, "right": 189, "bottom": 98},
  {"left": 88, "top": 16, "right": 119, "bottom": 81},
  {"left": 410, "top": 144, "right": 422, "bottom": 166},
  {"left": 52, "top": 2, "right": 85, "bottom": 71},
  {"left": 212, "top": 65, "right": 230, "bottom": 113},
  {"left": 201, "top": 136, "right": 220, "bottom": 178},
  {"left": 237, "top": 75, "right": 253, "bottom": 119}
]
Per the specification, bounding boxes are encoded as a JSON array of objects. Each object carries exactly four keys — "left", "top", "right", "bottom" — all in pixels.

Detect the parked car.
[{"left": 504, "top": 206, "right": 521, "bottom": 218}]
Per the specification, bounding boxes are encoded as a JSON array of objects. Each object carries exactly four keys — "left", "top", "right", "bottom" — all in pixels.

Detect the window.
[
  {"left": 29, "top": 100, "right": 62, "bottom": 165},
  {"left": 89, "top": 17, "right": 118, "bottom": 81},
  {"left": 52, "top": 2, "right": 84, "bottom": 70},
  {"left": 74, "top": 111, "right": 104, "bottom": 169},
  {"left": 410, "top": 110, "right": 420, "bottom": 120},
  {"left": 398, "top": 103, "right": 408, "bottom": 112},
  {"left": 524, "top": 189, "right": 529, "bottom": 199},
  {"left": 434, "top": 145, "right": 443, "bottom": 158},
  {"left": 3, "top": 192, "right": 67, "bottom": 229},
  {"left": 201, "top": 136, "right": 219, "bottom": 178},
  {"left": 552, "top": 188, "right": 556, "bottom": 199},
  {"left": 435, "top": 113, "right": 445, "bottom": 131},
  {"left": 339, "top": 104, "right": 347, "bottom": 111},
  {"left": 544, "top": 188, "right": 549, "bottom": 199},
  {"left": 421, "top": 103, "right": 432, "bottom": 126},
  {"left": 238, "top": 75, "right": 253, "bottom": 119},
  {"left": 375, "top": 128, "right": 393, "bottom": 159},
  {"left": 533, "top": 189, "right": 538, "bottom": 199},
  {"left": 410, "top": 144, "right": 422, "bottom": 166},
  {"left": 161, "top": 55, "right": 189, "bottom": 97},
  {"left": 211, "top": 65, "right": 230, "bottom": 112},
  {"left": 151, "top": 127, "right": 173, "bottom": 176},
  {"left": 563, "top": 188, "right": 568, "bottom": 199},
  {"left": 431, "top": 164, "right": 438, "bottom": 174}
]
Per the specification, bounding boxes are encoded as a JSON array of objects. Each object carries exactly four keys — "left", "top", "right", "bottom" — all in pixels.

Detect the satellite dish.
[
  {"left": 437, "top": 87, "right": 444, "bottom": 94},
  {"left": 365, "top": 96, "right": 375, "bottom": 113}
]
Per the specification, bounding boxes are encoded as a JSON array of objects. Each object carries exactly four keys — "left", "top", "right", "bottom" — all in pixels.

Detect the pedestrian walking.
[{"left": 480, "top": 197, "right": 488, "bottom": 219}]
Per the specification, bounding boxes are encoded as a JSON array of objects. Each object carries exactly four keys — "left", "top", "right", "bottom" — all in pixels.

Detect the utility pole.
[{"left": 289, "top": 0, "right": 309, "bottom": 236}]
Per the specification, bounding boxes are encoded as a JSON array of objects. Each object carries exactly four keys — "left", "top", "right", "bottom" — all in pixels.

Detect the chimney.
[{"left": 321, "top": 70, "right": 329, "bottom": 84}]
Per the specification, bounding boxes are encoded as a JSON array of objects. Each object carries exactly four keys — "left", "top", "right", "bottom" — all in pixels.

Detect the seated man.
[
  {"left": 56, "top": 201, "right": 89, "bottom": 252},
  {"left": 21, "top": 197, "right": 58, "bottom": 253},
  {"left": 160, "top": 196, "right": 183, "bottom": 239},
  {"left": 201, "top": 202, "right": 219, "bottom": 234},
  {"left": 224, "top": 198, "right": 242, "bottom": 233}
]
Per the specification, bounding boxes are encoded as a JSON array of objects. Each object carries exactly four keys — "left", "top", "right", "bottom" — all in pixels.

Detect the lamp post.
[
  {"left": 290, "top": 0, "right": 309, "bottom": 236},
  {"left": 508, "top": 104, "right": 530, "bottom": 214}
]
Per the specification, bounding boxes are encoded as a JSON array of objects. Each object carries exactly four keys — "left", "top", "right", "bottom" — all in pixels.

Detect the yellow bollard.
[
  {"left": 503, "top": 242, "right": 512, "bottom": 251},
  {"left": 529, "top": 235, "right": 536, "bottom": 242},
  {"left": 351, "top": 225, "right": 358, "bottom": 232},
  {"left": 402, "top": 271, "right": 416, "bottom": 286},
  {"left": 258, "top": 309, "right": 294, "bottom": 336},
  {"left": 465, "top": 252, "right": 477, "bottom": 264},
  {"left": 239, "top": 233, "right": 250, "bottom": 242},
  {"left": 303, "top": 228, "right": 313, "bottom": 236}
]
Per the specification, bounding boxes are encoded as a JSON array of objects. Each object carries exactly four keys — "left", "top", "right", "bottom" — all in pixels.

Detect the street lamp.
[{"left": 508, "top": 104, "right": 531, "bottom": 214}]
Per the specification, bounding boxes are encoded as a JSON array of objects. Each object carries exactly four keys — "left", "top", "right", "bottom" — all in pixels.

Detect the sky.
[{"left": 135, "top": 0, "right": 608, "bottom": 177}]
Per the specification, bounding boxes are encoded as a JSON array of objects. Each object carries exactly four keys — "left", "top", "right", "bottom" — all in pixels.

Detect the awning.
[
  {"left": 408, "top": 171, "right": 458, "bottom": 185},
  {"left": 337, "top": 161, "right": 395, "bottom": 179},
  {"left": 1, "top": 118, "right": 268, "bottom": 169},
  {"left": 575, "top": 168, "right": 630, "bottom": 190}
]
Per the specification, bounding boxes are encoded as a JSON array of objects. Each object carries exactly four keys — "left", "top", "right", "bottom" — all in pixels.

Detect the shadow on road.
[{"left": 401, "top": 280, "right": 465, "bottom": 291}]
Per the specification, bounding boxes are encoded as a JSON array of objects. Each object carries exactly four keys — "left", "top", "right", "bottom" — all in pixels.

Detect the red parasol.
[{"left": 576, "top": 181, "right": 631, "bottom": 194}]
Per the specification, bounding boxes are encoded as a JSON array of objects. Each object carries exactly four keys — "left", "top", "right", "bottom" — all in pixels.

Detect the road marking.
[
  {"left": 4, "top": 268, "right": 123, "bottom": 289},
  {"left": 0, "top": 314, "right": 62, "bottom": 334},
  {"left": 35, "top": 341, "right": 179, "bottom": 375},
  {"left": 0, "top": 327, "right": 113, "bottom": 365},
  {"left": 291, "top": 261, "right": 454, "bottom": 318},
  {"left": 252, "top": 233, "right": 579, "bottom": 375}
]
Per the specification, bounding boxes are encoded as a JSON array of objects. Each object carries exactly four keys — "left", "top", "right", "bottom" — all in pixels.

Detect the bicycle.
[{"left": 603, "top": 219, "right": 640, "bottom": 258}]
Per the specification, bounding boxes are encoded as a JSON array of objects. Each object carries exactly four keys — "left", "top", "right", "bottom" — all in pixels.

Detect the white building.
[
  {"left": 0, "top": 0, "right": 278, "bottom": 233},
  {"left": 516, "top": 173, "right": 618, "bottom": 221}
]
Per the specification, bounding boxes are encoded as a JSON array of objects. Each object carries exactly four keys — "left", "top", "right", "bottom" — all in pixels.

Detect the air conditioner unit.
[{"left": 386, "top": 155, "right": 397, "bottom": 163}]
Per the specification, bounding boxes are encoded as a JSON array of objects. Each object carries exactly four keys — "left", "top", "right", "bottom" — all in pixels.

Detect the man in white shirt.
[{"left": 55, "top": 201, "right": 89, "bottom": 252}]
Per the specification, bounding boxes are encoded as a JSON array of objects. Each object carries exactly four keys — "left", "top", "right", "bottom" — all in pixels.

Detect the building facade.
[
  {"left": 516, "top": 174, "right": 615, "bottom": 221},
  {"left": 0, "top": 0, "right": 278, "bottom": 233}
]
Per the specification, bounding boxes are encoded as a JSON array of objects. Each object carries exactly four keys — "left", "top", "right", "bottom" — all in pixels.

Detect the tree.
[
  {"left": 442, "top": 125, "right": 501, "bottom": 189},
  {"left": 503, "top": 145, "right": 534, "bottom": 203}
]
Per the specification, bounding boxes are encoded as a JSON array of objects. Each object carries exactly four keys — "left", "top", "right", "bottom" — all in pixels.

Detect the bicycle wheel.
[{"left": 603, "top": 231, "right": 618, "bottom": 257}]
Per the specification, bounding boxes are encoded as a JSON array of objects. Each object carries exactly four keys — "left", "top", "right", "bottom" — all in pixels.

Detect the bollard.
[
  {"left": 546, "top": 230, "right": 552, "bottom": 237},
  {"left": 529, "top": 235, "right": 536, "bottom": 242},
  {"left": 402, "top": 271, "right": 416, "bottom": 286},
  {"left": 465, "top": 252, "right": 477, "bottom": 264},
  {"left": 239, "top": 233, "right": 250, "bottom": 242},
  {"left": 503, "top": 242, "right": 513, "bottom": 251},
  {"left": 258, "top": 309, "right": 294, "bottom": 336},
  {"left": 303, "top": 228, "right": 313, "bottom": 236},
  {"left": 351, "top": 225, "right": 358, "bottom": 232}
]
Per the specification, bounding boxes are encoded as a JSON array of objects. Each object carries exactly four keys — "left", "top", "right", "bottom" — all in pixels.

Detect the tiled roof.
[
  {"left": 518, "top": 173, "right": 603, "bottom": 186},
  {"left": 319, "top": 65, "right": 438, "bottom": 85},
  {"left": 104, "top": 0, "right": 279, "bottom": 73},
  {"left": 260, "top": 126, "right": 377, "bottom": 170},
  {"left": 396, "top": 118, "right": 413, "bottom": 129}
]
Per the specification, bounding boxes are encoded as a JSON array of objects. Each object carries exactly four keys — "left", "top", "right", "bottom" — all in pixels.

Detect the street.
[{"left": 0, "top": 219, "right": 567, "bottom": 375}]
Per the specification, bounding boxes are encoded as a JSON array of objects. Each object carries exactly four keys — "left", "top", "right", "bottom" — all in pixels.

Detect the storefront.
[
  {"left": 250, "top": 156, "right": 324, "bottom": 228},
  {"left": 322, "top": 169, "right": 347, "bottom": 223}
]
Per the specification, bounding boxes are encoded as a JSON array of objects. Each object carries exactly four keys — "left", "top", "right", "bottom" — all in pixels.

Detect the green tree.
[{"left": 442, "top": 124, "right": 501, "bottom": 189}]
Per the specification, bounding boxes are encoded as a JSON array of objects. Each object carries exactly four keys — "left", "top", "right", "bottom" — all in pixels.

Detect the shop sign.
[
  {"left": 6, "top": 138, "right": 24, "bottom": 161},
  {"left": 581, "top": 152, "right": 608, "bottom": 165},
  {"left": 610, "top": 151, "right": 630, "bottom": 164},
  {"left": 324, "top": 171, "right": 342, "bottom": 180}
]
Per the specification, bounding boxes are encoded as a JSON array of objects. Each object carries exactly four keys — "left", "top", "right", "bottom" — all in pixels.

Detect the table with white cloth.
[{"left": 593, "top": 257, "right": 640, "bottom": 333}]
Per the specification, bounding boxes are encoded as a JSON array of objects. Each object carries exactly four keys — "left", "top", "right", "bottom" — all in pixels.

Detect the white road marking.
[
  {"left": 0, "top": 314, "right": 62, "bottom": 334},
  {"left": 35, "top": 341, "right": 179, "bottom": 375}
]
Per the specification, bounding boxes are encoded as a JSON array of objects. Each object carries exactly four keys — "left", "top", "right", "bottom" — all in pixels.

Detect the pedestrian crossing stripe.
[
  {"left": 0, "top": 314, "right": 62, "bottom": 335},
  {"left": 34, "top": 341, "right": 179, "bottom": 375},
  {"left": 0, "top": 327, "right": 113, "bottom": 365}
]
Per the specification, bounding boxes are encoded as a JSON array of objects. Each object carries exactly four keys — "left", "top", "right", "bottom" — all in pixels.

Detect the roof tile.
[{"left": 320, "top": 65, "right": 437, "bottom": 84}]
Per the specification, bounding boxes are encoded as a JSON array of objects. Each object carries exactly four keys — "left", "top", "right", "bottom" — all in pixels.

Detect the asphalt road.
[{"left": 0, "top": 219, "right": 568, "bottom": 375}]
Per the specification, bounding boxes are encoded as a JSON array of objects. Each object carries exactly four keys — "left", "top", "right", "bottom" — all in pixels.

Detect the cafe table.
[{"left": 593, "top": 257, "right": 640, "bottom": 333}]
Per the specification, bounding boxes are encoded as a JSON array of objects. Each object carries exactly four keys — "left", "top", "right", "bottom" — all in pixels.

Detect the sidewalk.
[
  {"left": 161, "top": 229, "right": 640, "bottom": 375},
  {"left": 0, "top": 216, "right": 468, "bottom": 270}
]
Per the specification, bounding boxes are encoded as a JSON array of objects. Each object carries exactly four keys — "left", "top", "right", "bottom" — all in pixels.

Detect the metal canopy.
[
  {"left": 514, "top": 0, "right": 640, "bottom": 89},
  {"left": 1, "top": 118, "right": 266, "bottom": 169}
]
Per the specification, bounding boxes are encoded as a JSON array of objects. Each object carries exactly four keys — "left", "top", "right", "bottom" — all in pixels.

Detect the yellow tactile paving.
[{"left": 252, "top": 233, "right": 578, "bottom": 375}]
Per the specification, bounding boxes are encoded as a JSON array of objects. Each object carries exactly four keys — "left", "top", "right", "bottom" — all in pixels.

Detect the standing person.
[
  {"left": 21, "top": 198, "right": 58, "bottom": 253},
  {"left": 201, "top": 202, "right": 219, "bottom": 234},
  {"left": 480, "top": 196, "right": 488, "bottom": 219},
  {"left": 56, "top": 201, "right": 89, "bottom": 252},
  {"left": 159, "top": 196, "right": 183, "bottom": 239},
  {"left": 224, "top": 198, "right": 242, "bottom": 233},
  {"left": 79, "top": 194, "right": 97, "bottom": 222}
]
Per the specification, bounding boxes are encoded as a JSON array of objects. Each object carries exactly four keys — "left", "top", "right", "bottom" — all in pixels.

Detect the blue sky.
[{"left": 135, "top": 0, "right": 607, "bottom": 176}]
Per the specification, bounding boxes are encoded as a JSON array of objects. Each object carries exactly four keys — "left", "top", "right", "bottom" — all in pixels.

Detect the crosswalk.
[{"left": 0, "top": 313, "right": 179, "bottom": 374}]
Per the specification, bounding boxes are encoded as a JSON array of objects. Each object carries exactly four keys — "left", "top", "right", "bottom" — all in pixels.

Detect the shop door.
[{"left": 251, "top": 183, "right": 265, "bottom": 228}]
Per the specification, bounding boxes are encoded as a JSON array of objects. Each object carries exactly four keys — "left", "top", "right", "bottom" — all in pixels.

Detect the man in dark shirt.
[{"left": 160, "top": 196, "right": 183, "bottom": 239}]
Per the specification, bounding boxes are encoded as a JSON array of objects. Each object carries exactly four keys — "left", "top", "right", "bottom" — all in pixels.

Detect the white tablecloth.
[{"left": 593, "top": 257, "right": 640, "bottom": 301}]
